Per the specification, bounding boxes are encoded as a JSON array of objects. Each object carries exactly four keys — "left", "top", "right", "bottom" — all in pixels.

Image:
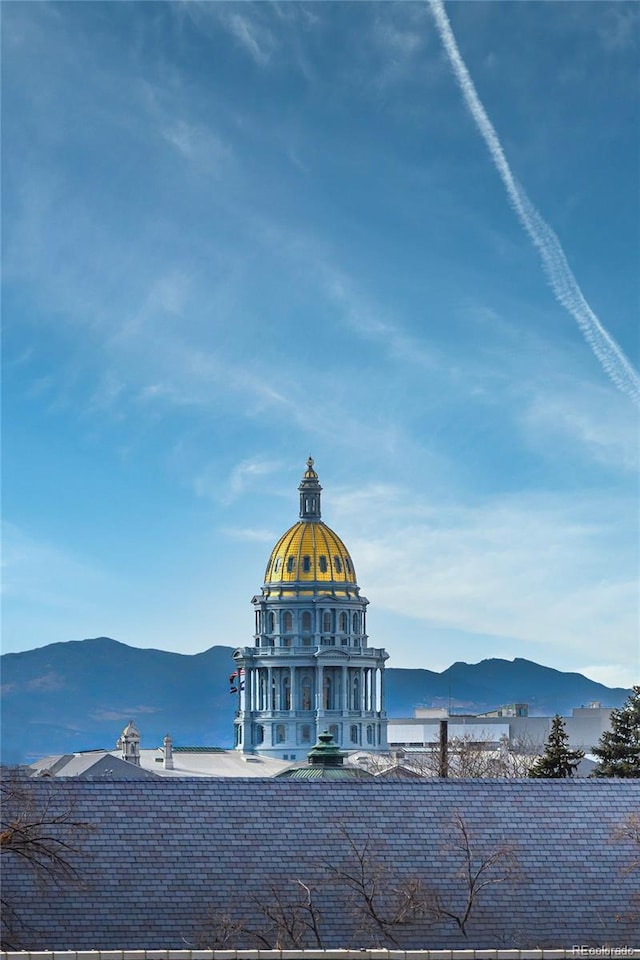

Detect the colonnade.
[{"left": 241, "top": 663, "right": 385, "bottom": 715}]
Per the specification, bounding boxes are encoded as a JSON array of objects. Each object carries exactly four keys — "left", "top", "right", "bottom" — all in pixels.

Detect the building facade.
[{"left": 233, "top": 458, "right": 388, "bottom": 759}]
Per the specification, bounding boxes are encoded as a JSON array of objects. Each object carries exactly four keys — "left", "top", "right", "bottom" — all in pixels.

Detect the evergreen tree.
[
  {"left": 528, "top": 715, "right": 584, "bottom": 778},
  {"left": 592, "top": 686, "right": 640, "bottom": 778}
]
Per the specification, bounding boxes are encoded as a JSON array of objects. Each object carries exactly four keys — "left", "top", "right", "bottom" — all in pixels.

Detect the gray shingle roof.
[{"left": 3, "top": 778, "right": 638, "bottom": 950}]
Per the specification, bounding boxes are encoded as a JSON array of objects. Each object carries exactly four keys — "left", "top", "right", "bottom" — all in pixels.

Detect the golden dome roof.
[
  {"left": 263, "top": 458, "right": 357, "bottom": 586},
  {"left": 265, "top": 521, "right": 357, "bottom": 585}
]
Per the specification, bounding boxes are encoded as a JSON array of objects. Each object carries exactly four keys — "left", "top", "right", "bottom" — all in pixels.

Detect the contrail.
[{"left": 429, "top": 0, "right": 640, "bottom": 406}]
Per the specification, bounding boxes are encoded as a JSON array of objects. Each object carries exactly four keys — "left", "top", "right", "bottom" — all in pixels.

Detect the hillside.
[{"left": 1, "top": 637, "right": 631, "bottom": 763}]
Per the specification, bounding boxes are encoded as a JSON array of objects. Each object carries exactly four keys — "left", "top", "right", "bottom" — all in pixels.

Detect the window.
[
  {"left": 255, "top": 725, "right": 264, "bottom": 745},
  {"left": 286, "top": 557, "right": 295, "bottom": 573},
  {"left": 283, "top": 675, "right": 291, "bottom": 710},
  {"left": 352, "top": 674, "right": 360, "bottom": 710},
  {"left": 366, "top": 725, "right": 374, "bottom": 745},
  {"left": 322, "top": 611, "right": 331, "bottom": 632},
  {"left": 274, "top": 558, "right": 282, "bottom": 573},
  {"left": 352, "top": 612, "right": 360, "bottom": 633},
  {"left": 283, "top": 611, "right": 293, "bottom": 632},
  {"left": 334, "top": 556, "right": 342, "bottom": 573},
  {"left": 350, "top": 724, "right": 359, "bottom": 744},
  {"left": 324, "top": 675, "right": 333, "bottom": 710},
  {"left": 319, "top": 555, "right": 327, "bottom": 573},
  {"left": 302, "top": 611, "right": 312, "bottom": 632},
  {"left": 275, "top": 724, "right": 286, "bottom": 744},
  {"left": 268, "top": 612, "right": 275, "bottom": 633},
  {"left": 329, "top": 724, "right": 340, "bottom": 743},
  {"left": 302, "top": 555, "right": 311, "bottom": 573},
  {"left": 339, "top": 612, "right": 348, "bottom": 632},
  {"left": 301, "top": 724, "right": 311, "bottom": 744},
  {"left": 282, "top": 637, "right": 291, "bottom": 648},
  {"left": 302, "top": 677, "right": 312, "bottom": 710},
  {"left": 344, "top": 557, "right": 352, "bottom": 574}
]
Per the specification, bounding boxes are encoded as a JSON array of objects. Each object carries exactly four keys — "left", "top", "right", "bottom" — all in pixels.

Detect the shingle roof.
[{"left": 3, "top": 778, "right": 638, "bottom": 950}]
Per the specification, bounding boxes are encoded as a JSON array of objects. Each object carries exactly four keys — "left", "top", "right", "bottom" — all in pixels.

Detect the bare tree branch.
[
  {"left": 434, "top": 810, "right": 520, "bottom": 937},
  {"left": 1, "top": 775, "right": 93, "bottom": 949}
]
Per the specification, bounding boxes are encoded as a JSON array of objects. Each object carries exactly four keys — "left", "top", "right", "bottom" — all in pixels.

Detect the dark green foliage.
[
  {"left": 592, "top": 686, "right": 640, "bottom": 778},
  {"left": 528, "top": 715, "right": 584, "bottom": 778}
]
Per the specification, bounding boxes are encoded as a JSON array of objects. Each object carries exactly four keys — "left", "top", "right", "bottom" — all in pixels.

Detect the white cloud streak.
[
  {"left": 331, "top": 484, "right": 638, "bottom": 677},
  {"left": 429, "top": 0, "right": 640, "bottom": 407}
]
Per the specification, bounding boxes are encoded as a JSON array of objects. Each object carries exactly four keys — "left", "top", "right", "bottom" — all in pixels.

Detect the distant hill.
[{"left": 1, "top": 637, "right": 631, "bottom": 764}]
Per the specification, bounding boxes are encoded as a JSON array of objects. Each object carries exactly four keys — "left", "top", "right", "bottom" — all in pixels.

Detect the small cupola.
[
  {"left": 299, "top": 456, "right": 322, "bottom": 520},
  {"left": 308, "top": 729, "right": 345, "bottom": 767},
  {"left": 117, "top": 720, "right": 141, "bottom": 766}
]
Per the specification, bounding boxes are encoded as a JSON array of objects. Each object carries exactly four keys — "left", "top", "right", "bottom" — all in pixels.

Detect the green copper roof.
[
  {"left": 275, "top": 765, "right": 373, "bottom": 780},
  {"left": 308, "top": 729, "right": 345, "bottom": 766}
]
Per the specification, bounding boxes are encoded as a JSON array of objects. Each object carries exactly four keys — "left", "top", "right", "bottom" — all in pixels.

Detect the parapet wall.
[{"left": 2, "top": 950, "right": 639, "bottom": 960}]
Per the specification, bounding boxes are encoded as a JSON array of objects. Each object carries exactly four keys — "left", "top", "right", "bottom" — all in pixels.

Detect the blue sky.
[{"left": 3, "top": 2, "right": 639, "bottom": 689}]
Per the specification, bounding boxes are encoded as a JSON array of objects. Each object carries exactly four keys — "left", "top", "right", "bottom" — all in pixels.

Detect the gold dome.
[{"left": 265, "top": 521, "right": 357, "bottom": 585}]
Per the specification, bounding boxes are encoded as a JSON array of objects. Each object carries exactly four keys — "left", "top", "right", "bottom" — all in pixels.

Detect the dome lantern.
[{"left": 298, "top": 456, "right": 322, "bottom": 520}]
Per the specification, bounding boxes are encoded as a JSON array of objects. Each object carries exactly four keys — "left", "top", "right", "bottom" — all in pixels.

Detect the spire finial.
[{"left": 299, "top": 456, "right": 322, "bottom": 519}]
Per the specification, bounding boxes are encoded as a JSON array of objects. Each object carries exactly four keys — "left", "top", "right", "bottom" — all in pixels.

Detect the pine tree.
[
  {"left": 592, "top": 686, "right": 640, "bottom": 778},
  {"left": 528, "top": 714, "right": 584, "bottom": 778}
]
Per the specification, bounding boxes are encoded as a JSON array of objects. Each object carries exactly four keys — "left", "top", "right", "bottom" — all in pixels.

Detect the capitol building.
[{"left": 232, "top": 458, "right": 389, "bottom": 760}]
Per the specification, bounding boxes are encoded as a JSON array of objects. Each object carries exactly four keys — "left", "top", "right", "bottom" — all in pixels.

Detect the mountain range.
[{"left": 1, "top": 636, "right": 631, "bottom": 764}]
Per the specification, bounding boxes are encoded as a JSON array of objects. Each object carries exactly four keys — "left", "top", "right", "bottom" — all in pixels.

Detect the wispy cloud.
[
  {"left": 429, "top": 0, "right": 640, "bottom": 406},
  {"left": 520, "top": 381, "right": 639, "bottom": 473},
  {"left": 332, "top": 483, "right": 638, "bottom": 679},
  {"left": 219, "top": 9, "right": 275, "bottom": 67},
  {"left": 192, "top": 457, "right": 284, "bottom": 505},
  {"left": 221, "top": 527, "right": 279, "bottom": 544},
  {"left": 1, "top": 523, "right": 112, "bottom": 624}
]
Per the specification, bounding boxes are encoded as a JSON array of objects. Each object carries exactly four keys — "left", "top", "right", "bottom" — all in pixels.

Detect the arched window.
[
  {"left": 302, "top": 611, "right": 312, "bottom": 632},
  {"left": 300, "top": 724, "right": 312, "bottom": 744},
  {"left": 329, "top": 724, "right": 340, "bottom": 743},
  {"left": 350, "top": 724, "right": 359, "bottom": 744},
  {"left": 283, "top": 611, "right": 293, "bottom": 632},
  {"left": 352, "top": 612, "right": 360, "bottom": 633},
  {"left": 259, "top": 672, "right": 267, "bottom": 710},
  {"left": 319, "top": 555, "right": 328, "bottom": 573},
  {"left": 366, "top": 724, "right": 374, "bottom": 745},
  {"left": 275, "top": 724, "right": 286, "bottom": 744},
  {"left": 255, "top": 725, "right": 264, "bottom": 745},
  {"left": 301, "top": 676, "right": 312, "bottom": 710},
  {"left": 302, "top": 555, "right": 311, "bottom": 573},
  {"left": 268, "top": 611, "right": 275, "bottom": 633},
  {"left": 322, "top": 611, "right": 331, "bottom": 633},
  {"left": 339, "top": 612, "right": 348, "bottom": 632},
  {"left": 283, "top": 674, "right": 291, "bottom": 711},
  {"left": 334, "top": 556, "right": 342, "bottom": 574}
]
